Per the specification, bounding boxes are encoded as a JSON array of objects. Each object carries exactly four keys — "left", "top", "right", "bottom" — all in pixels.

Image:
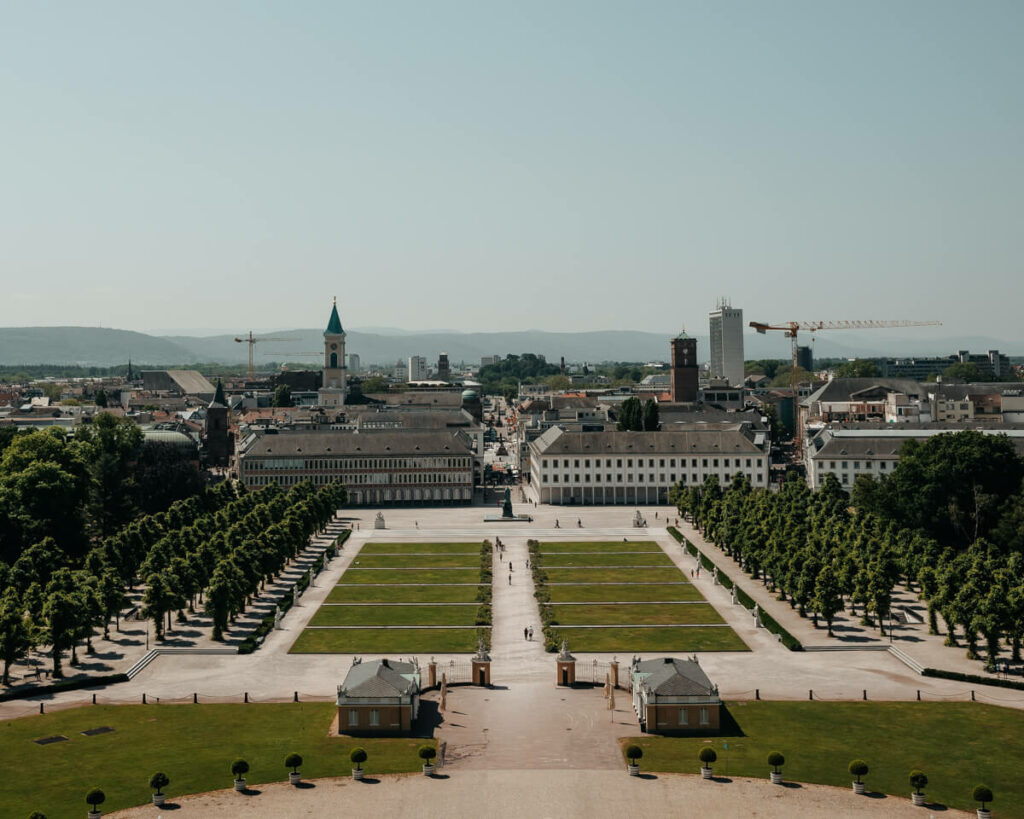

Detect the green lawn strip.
[
  {"left": 327, "top": 584, "right": 481, "bottom": 603},
  {"left": 539, "top": 541, "right": 661, "bottom": 553},
  {"left": 548, "top": 603, "right": 724, "bottom": 626},
  {"left": 549, "top": 626, "right": 748, "bottom": 652},
  {"left": 358, "top": 542, "right": 481, "bottom": 554},
  {"left": 290, "top": 627, "right": 484, "bottom": 654},
  {"left": 0, "top": 704, "right": 432, "bottom": 819},
  {"left": 546, "top": 583, "right": 703, "bottom": 603},
  {"left": 622, "top": 702, "right": 1024, "bottom": 816},
  {"left": 352, "top": 554, "right": 479, "bottom": 569},
  {"left": 540, "top": 552, "right": 676, "bottom": 567},
  {"left": 340, "top": 568, "right": 481, "bottom": 584},
  {"left": 543, "top": 567, "right": 683, "bottom": 583},
  {"left": 310, "top": 604, "right": 479, "bottom": 627}
]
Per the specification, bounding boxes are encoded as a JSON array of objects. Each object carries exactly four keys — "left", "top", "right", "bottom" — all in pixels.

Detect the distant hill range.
[{"left": 0, "top": 326, "right": 1019, "bottom": 368}]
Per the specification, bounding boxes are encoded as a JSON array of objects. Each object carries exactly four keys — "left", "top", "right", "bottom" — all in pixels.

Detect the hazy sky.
[{"left": 3, "top": 1, "right": 1022, "bottom": 339}]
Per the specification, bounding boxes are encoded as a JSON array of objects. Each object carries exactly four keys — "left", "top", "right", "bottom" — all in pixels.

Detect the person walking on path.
[
  {"left": 524, "top": 626, "right": 529, "bottom": 640},
  {"left": 528, "top": 626, "right": 534, "bottom": 640},
  {"left": 508, "top": 574, "right": 512, "bottom": 586}
]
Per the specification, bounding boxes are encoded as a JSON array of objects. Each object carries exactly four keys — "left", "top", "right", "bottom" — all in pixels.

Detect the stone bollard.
[
  {"left": 142, "top": 693, "right": 147, "bottom": 704},
  {"left": 92, "top": 693, "right": 97, "bottom": 705},
  {"left": 971, "top": 690, "right": 975, "bottom": 702},
  {"left": 39, "top": 702, "right": 44, "bottom": 714},
  {"left": 916, "top": 689, "right": 921, "bottom": 701}
]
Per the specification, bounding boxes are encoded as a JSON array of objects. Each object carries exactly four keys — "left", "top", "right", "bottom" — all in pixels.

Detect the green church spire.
[{"left": 324, "top": 297, "right": 344, "bottom": 335}]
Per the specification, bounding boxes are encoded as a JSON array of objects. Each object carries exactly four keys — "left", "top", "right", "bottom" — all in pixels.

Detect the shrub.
[
  {"left": 973, "top": 785, "right": 993, "bottom": 809},
  {"left": 848, "top": 759, "right": 869, "bottom": 783},
  {"left": 767, "top": 751, "right": 785, "bottom": 773},
  {"left": 284, "top": 753, "right": 303, "bottom": 773},
  {"left": 231, "top": 759, "right": 250, "bottom": 778},
  {"left": 350, "top": 747, "right": 368, "bottom": 769},
  {"left": 85, "top": 789, "right": 105, "bottom": 809},
  {"left": 418, "top": 745, "right": 437, "bottom": 763},
  {"left": 909, "top": 770, "right": 928, "bottom": 794},
  {"left": 699, "top": 747, "right": 717, "bottom": 765},
  {"left": 625, "top": 745, "right": 643, "bottom": 764},
  {"left": 149, "top": 772, "right": 169, "bottom": 794}
]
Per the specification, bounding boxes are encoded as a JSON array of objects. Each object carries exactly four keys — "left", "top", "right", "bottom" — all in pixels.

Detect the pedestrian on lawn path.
[
  {"left": 529, "top": 626, "right": 534, "bottom": 640},
  {"left": 524, "top": 626, "right": 529, "bottom": 640}
]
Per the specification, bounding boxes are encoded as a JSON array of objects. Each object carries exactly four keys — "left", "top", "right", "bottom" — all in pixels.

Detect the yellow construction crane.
[
  {"left": 233, "top": 332, "right": 298, "bottom": 380},
  {"left": 748, "top": 319, "right": 942, "bottom": 457}
]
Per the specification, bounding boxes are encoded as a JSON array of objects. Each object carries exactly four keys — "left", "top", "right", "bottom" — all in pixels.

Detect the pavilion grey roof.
[
  {"left": 164, "top": 370, "right": 217, "bottom": 397},
  {"left": 531, "top": 426, "right": 763, "bottom": 456},
  {"left": 803, "top": 378, "right": 925, "bottom": 407},
  {"left": 809, "top": 435, "right": 902, "bottom": 459},
  {"left": 240, "top": 429, "right": 474, "bottom": 458},
  {"left": 810, "top": 427, "right": 1024, "bottom": 459},
  {"left": 636, "top": 657, "right": 716, "bottom": 696},
  {"left": 338, "top": 659, "right": 418, "bottom": 698}
]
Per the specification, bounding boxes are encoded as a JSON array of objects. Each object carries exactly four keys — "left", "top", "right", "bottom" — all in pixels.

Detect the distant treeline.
[{"left": 0, "top": 363, "right": 261, "bottom": 382}]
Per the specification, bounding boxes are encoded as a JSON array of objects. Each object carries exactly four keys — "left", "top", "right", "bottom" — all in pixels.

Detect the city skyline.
[{"left": 4, "top": 2, "right": 1023, "bottom": 338}]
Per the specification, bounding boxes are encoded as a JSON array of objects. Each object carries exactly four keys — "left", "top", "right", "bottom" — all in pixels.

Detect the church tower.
[{"left": 319, "top": 298, "right": 347, "bottom": 408}]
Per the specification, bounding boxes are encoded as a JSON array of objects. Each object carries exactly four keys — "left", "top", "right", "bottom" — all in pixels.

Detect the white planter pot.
[
  {"left": 627, "top": 764, "right": 639, "bottom": 776},
  {"left": 234, "top": 778, "right": 246, "bottom": 792},
  {"left": 852, "top": 781, "right": 865, "bottom": 795},
  {"left": 911, "top": 792, "right": 926, "bottom": 806},
  {"left": 701, "top": 766, "right": 713, "bottom": 780},
  {"left": 288, "top": 771, "right": 301, "bottom": 786},
  {"left": 352, "top": 768, "right": 364, "bottom": 781},
  {"left": 770, "top": 771, "right": 783, "bottom": 785},
  {"left": 977, "top": 810, "right": 991, "bottom": 819},
  {"left": 422, "top": 764, "right": 435, "bottom": 777},
  {"left": 152, "top": 793, "right": 166, "bottom": 806},
  {"left": 88, "top": 812, "right": 101, "bottom": 819}
]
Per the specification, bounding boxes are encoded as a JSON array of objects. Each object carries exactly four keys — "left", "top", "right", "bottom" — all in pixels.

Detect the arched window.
[{"left": 330, "top": 353, "right": 338, "bottom": 368}]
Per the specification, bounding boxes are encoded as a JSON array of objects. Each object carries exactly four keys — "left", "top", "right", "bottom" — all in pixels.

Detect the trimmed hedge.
[
  {"left": 922, "top": 667, "right": 1024, "bottom": 692},
  {"left": 667, "top": 527, "right": 803, "bottom": 652},
  {"left": 0, "top": 672, "right": 130, "bottom": 703}
]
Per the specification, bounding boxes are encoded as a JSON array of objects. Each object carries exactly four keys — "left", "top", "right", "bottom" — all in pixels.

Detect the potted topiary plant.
[
  {"left": 285, "top": 753, "right": 303, "bottom": 786},
  {"left": 231, "top": 759, "right": 249, "bottom": 792},
  {"left": 149, "top": 772, "right": 169, "bottom": 806},
  {"left": 767, "top": 751, "right": 785, "bottom": 785},
  {"left": 909, "top": 770, "right": 928, "bottom": 806},
  {"left": 848, "top": 760, "right": 869, "bottom": 795},
  {"left": 624, "top": 745, "right": 642, "bottom": 776},
  {"left": 973, "top": 784, "right": 993, "bottom": 819},
  {"left": 350, "top": 747, "right": 367, "bottom": 781},
  {"left": 699, "top": 747, "right": 717, "bottom": 779},
  {"left": 85, "top": 788, "right": 105, "bottom": 819},
  {"left": 418, "top": 745, "right": 437, "bottom": 776}
]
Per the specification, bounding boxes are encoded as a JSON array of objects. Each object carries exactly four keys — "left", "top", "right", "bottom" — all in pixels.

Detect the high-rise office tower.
[{"left": 709, "top": 299, "right": 744, "bottom": 387}]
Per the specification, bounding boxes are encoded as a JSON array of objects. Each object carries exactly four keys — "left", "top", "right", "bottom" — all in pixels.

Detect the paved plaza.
[{"left": 4, "top": 503, "right": 1021, "bottom": 816}]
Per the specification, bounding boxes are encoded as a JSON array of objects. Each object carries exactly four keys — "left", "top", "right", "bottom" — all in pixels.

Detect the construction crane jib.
[
  {"left": 233, "top": 331, "right": 298, "bottom": 380},
  {"left": 748, "top": 318, "right": 942, "bottom": 459}
]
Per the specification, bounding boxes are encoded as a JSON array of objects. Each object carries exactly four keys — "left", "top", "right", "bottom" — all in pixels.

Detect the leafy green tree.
[
  {"left": 76, "top": 413, "right": 143, "bottom": 538},
  {"left": 642, "top": 399, "right": 659, "bottom": 431},
  {"left": 0, "top": 587, "right": 30, "bottom": 684},
  {"left": 813, "top": 564, "right": 843, "bottom": 636},
  {"left": 616, "top": 397, "right": 643, "bottom": 431},
  {"left": 272, "top": 384, "right": 293, "bottom": 407},
  {"left": 941, "top": 362, "right": 983, "bottom": 382},
  {"left": 834, "top": 359, "right": 879, "bottom": 378},
  {"left": 94, "top": 389, "right": 108, "bottom": 408}
]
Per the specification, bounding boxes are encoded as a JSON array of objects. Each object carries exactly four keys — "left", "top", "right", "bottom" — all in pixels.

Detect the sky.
[{"left": 2, "top": 1, "right": 1023, "bottom": 341}]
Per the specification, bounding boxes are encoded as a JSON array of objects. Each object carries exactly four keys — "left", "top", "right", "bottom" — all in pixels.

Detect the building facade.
[
  {"left": 408, "top": 355, "right": 428, "bottom": 382},
  {"left": 669, "top": 332, "right": 699, "bottom": 402},
  {"left": 708, "top": 299, "right": 744, "bottom": 388},
  {"left": 631, "top": 657, "right": 721, "bottom": 735},
  {"left": 237, "top": 429, "right": 475, "bottom": 505},
  {"left": 336, "top": 658, "right": 421, "bottom": 737},
  {"left": 529, "top": 427, "right": 768, "bottom": 505}
]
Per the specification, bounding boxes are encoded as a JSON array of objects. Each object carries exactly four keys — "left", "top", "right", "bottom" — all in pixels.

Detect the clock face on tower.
[{"left": 330, "top": 343, "right": 337, "bottom": 350}]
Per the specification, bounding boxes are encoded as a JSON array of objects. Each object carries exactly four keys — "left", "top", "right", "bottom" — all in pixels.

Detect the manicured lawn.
[
  {"left": 310, "top": 604, "right": 480, "bottom": 627},
  {"left": 327, "top": 584, "right": 481, "bottom": 603},
  {"left": 540, "top": 541, "right": 662, "bottom": 553},
  {"left": 0, "top": 704, "right": 432, "bottom": 819},
  {"left": 623, "top": 701, "right": 1024, "bottom": 817},
  {"left": 549, "top": 603, "right": 724, "bottom": 626},
  {"left": 540, "top": 552, "right": 675, "bottom": 567},
  {"left": 341, "top": 568, "right": 481, "bottom": 584},
  {"left": 543, "top": 567, "right": 683, "bottom": 583},
  {"left": 551, "top": 626, "right": 748, "bottom": 652},
  {"left": 547, "top": 583, "right": 702, "bottom": 603},
  {"left": 359, "top": 541, "right": 481, "bottom": 554},
  {"left": 352, "top": 554, "right": 479, "bottom": 569},
  {"left": 291, "top": 627, "right": 485, "bottom": 653}
]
